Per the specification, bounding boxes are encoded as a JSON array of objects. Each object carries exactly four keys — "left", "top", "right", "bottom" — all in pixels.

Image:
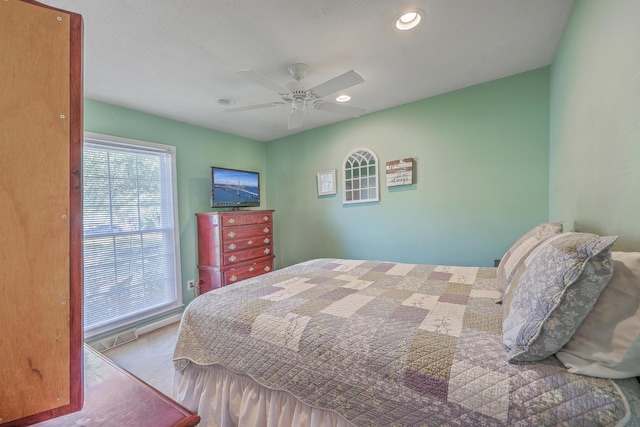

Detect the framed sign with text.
[{"left": 386, "top": 158, "right": 415, "bottom": 187}]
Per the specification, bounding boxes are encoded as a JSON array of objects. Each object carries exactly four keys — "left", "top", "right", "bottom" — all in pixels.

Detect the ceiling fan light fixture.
[
  {"left": 395, "top": 9, "right": 424, "bottom": 31},
  {"left": 291, "top": 97, "right": 306, "bottom": 112},
  {"left": 336, "top": 95, "right": 351, "bottom": 102}
]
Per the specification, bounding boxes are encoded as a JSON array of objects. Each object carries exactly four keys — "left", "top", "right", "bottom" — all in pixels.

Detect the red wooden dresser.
[{"left": 196, "top": 210, "right": 275, "bottom": 293}]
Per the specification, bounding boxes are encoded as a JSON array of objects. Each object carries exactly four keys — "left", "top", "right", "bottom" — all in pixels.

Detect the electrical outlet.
[{"left": 187, "top": 280, "right": 195, "bottom": 290}]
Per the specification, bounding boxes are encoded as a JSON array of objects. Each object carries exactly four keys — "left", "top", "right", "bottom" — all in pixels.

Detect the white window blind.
[{"left": 83, "top": 134, "right": 182, "bottom": 338}]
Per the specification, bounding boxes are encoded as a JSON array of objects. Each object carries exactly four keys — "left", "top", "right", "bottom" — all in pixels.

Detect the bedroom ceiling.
[{"left": 41, "top": 0, "right": 574, "bottom": 142}]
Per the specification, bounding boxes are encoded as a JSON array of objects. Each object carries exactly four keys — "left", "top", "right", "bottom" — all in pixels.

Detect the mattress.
[{"left": 173, "top": 258, "right": 640, "bottom": 426}]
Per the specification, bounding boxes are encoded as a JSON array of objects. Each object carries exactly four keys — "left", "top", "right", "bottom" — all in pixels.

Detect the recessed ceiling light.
[
  {"left": 395, "top": 9, "right": 424, "bottom": 31},
  {"left": 336, "top": 95, "right": 351, "bottom": 102},
  {"left": 216, "top": 97, "right": 236, "bottom": 106}
]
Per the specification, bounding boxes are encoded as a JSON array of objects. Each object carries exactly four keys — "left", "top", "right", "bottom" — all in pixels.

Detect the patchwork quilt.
[{"left": 173, "top": 259, "right": 640, "bottom": 426}]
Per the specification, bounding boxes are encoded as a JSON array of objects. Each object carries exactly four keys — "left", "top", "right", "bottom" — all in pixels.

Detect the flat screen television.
[{"left": 210, "top": 166, "right": 260, "bottom": 208}]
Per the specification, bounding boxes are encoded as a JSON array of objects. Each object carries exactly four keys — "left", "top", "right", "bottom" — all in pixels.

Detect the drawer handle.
[
  {"left": 263, "top": 227, "right": 270, "bottom": 233},
  {"left": 229, "top": 255, "right": 237, "bottom": 262},
  {"left": 264, "top": 248, "right": 270, "bottom": 254},
  {"left": 228, "top": 231, "right": 236, "bottom": 238},
  {"left": 229, "top": 275, "right": 237, "bottom": 282},
  {"left": 247, "top": 239, "right": 253, "bottom": 245},
  {"left": 249, "top": 266, "right": 254, "bottom": 272},
  {"left": 228, "top": 243, "right": 236, "bottom": 250},
  {"left": 264, "top": 266, "right": 271, "bottom": 272},
  {"left": 228, "top": 218, "right": 236, "bottom": 224},
  {"left": 263, "top": 238, "right": 270, "bottom": 244},
  {"left": 263, "top": 216, "right": 269, "bottom": 221}
]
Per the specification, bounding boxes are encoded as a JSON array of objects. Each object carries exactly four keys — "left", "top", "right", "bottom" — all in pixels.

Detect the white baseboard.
[
  {"left": 136, "top": 313, "right": 182, "bottom": 335},
  {"left": 89, "top": 313, "right": 182, "bottom": 352}
]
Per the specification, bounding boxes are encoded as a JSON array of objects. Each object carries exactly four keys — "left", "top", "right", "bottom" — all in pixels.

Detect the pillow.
[
  {"left": 496, "top": 222, "right": 563, "bottom": 301},
  {"left": 502, "top": 232, "right": 617, "bottom": 363},
  {"left": 556, "top": 252, "right": 640, "bottom": 378}
]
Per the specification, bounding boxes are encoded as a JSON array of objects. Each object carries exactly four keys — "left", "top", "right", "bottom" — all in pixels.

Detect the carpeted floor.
[{"left": 100, "top": 322, "right": 179, "bottom": 397}]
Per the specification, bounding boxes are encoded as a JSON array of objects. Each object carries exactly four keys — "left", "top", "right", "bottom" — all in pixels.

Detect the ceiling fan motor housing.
[{"left": 284, "top": 84, "right": 315, "bottom": 103}]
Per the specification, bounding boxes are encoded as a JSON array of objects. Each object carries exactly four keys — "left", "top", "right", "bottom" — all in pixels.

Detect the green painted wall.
[
  {"left": 266, "top": 68, "right": 551, "bottom": 268},
  {"left": 549, "top": 0, "right": 640, "bottom": 250},
  {"left": 84, "top": 99, "right": 267, "bottom": 305},
  {"left": 84, "top": 66, "right": 551, "bottom": 307}
]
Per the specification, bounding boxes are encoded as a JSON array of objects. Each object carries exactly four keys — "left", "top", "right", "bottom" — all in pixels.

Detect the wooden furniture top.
[{"left": 32, "top": 346, "right": 199, "bottom": 427}]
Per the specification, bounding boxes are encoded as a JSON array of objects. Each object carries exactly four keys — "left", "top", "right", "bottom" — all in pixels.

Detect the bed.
[{"left": 173, "top": 226, "right": 640, "bottom": 426}]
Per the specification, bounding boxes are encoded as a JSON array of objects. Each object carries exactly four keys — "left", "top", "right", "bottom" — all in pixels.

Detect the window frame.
[{"left": 82, "top": 132, "right": 183, "bottom": 339}]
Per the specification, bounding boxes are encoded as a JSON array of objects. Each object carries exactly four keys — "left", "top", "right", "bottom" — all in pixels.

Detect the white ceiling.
[{"left": 42, "top": 0, "right": 574, "bottom": 142}]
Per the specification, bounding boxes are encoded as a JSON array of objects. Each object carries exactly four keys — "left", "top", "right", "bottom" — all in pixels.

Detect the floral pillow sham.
[
  {"left": 495, "top": 222, "right": 563, "bottom": 301},
  {"left": 502, "top": 232, "right": 617, "bottom": 363}
]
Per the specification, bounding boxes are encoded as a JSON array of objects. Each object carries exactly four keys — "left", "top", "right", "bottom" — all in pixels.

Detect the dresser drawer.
[
  {"left": 223, "top": 258, "right": 274, "bottom": 285},
  {"left": 222, "top": 245, "right": 273, "bottom": 266},
  {"left": 221, "top": 223, "right": 272, "bottom": 240},
  {"left": 220, "top": 212, "right": 272, "bottom": 227},
  {"left": 222, "top": 235, "right": 272, "bottom": 252}
]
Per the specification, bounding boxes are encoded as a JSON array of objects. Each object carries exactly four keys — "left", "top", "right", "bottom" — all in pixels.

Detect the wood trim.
[{"left": 66, "top": 6, "right": 84, "bottom": 418}]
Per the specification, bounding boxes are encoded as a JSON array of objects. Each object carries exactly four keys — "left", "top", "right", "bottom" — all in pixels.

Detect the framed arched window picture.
[{"left": 342, "top": 148, "right": 379, "bottom": 204}]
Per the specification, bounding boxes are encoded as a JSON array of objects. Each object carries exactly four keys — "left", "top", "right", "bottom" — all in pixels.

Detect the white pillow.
[{"left": 556, "top": 252, "right": 640, "bottom": 378}]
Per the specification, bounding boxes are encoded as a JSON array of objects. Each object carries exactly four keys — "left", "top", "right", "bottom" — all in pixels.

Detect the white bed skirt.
[{"left": 174, "top": 363, "right": 353, "bottom": 427}]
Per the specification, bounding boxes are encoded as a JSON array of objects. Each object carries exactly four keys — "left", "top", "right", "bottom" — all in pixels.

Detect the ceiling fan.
[{"left": 226, "top": 63, "right": 366, "bottom": 130}]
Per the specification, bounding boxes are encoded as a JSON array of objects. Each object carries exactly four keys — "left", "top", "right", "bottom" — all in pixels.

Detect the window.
[
  {"left": 82, "top": 133, "right": 182, "bottom": 339},
  {"left": 343, "top": 148, "right": 379, "bottom": 204}
]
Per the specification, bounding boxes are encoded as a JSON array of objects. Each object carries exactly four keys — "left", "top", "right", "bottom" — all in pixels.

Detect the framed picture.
[{"left": 317, "top": 169, "right": 337, "bottom": 196}]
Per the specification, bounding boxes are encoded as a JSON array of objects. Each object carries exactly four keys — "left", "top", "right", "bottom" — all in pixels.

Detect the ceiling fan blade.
[
  {"left": 226, "top": 102, "right": 284, "bottom": 112},
  {"left": 314, "top": 101, "right": 366, "bottom": 117},
  {"left": 288, "top": 107, "right": 305, "bottom": 129},
  {"left": 237, "top": 69, "right": 287, "bottom": 94},
  {"left": 309, "top": 70, "right": 365, "bottom": 99}
]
